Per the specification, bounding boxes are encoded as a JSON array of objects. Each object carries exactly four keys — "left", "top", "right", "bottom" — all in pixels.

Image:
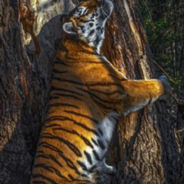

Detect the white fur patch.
[
  {"left": 80, "top": 112, "right": 118, "bottom": 176},
  {"left": 100, "top": 112, "right": 118, "bottom": 142}
]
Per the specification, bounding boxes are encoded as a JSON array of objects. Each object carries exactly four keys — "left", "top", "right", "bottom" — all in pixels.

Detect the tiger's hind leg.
[
  {"left": 95, "top": 159, "right": 116, "bottom": 175},
  {"left": 86, "top": 160, "right": 116, "bottom": 184},
  {"left": 101, "top": 159, "right": 116, "bottom": 174},
  {"left": 95, "top": 160, "right": 116, "bottom": 184}
]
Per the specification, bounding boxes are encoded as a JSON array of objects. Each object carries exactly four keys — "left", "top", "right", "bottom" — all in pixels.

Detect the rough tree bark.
[
  {"left": 0, "top": 1, "right": 32, "bottom": 183},
  {"left": 102, "top": 1, "right": 183, "bottom": 184},
  {"left": 0, "top": 0, "right": 74, "bottom": 183},
  {"left": 0, "top": 0, "right": 183, "bottom": 184}
]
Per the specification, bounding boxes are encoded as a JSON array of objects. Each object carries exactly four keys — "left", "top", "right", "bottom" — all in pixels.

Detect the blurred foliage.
[{"left": 139, "top": 0, "right": 184, "bottom": 98}]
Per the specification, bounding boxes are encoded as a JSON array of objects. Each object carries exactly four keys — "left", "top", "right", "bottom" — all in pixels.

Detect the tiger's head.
[{"left": 63, "top": 0, "right": 114, "bottom": 53}]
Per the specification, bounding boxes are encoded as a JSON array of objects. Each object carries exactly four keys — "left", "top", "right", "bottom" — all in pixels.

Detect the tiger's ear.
[{"left": 63, "top": 22, "right": 76, "bottom": 35}]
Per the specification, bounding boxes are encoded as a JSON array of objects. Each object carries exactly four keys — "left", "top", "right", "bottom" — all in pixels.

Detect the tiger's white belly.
[{"left": 80, "top": 112, "right": 118, "bottom": 179}]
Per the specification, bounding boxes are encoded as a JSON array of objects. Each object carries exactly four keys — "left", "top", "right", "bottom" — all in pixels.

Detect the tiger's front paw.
[{"left": 159, "top": 76, "right": 173, "bottom": 103}]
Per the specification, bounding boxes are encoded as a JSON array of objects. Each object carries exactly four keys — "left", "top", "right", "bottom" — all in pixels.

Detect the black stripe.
[
  {"left": 37, "top": 142, "right": 80, "bottom": 175},
  {"left": 91, "top": 138, "right": 98, "bottom": 146},
  {"left": 41, "top": 133, "right": 82, "bottom": 157},
  {"left": 50, "top": 93, "right": 82, "bottom": 101},
  {"left": 52, "top": 127, "right": 94, "bottom": 149},
  {"left": 82, "top": 136, "right": 94, "bottom": 149},
  {"left": 51, "top": 79, "right": 123, "bottom": 91},
  {"left": 98, "top": 128, "right": 103, "bottom": 136},
  {"left": 77, "top": 161, "right": 88, "bottom": 171},
  {"left": 35, "top": 153, "right": 63, "bottom": 167},
  {"left": 38, "top": 142, "right": 63, "bottom": 154},
  {"left": 36, "top": 150, "right": 44, "bottom": 154},
  {"left": 77, "top": 87, "right": 117, "bottom": 105},
  {"left": 34, "top": 163, "right": 67, "bottom": 180},
  {"left": 32, "top": 174, "right": 58, "bottom": 184},
  {"left": 90, "top": 88, "right": 122, "bottom": 96},
  {"left": 68, "top": 174, "right": 74, "bottom": 181},
  {"left": 54, "top": 58, "right": 69, "bottom": 66},
  {"left": 89, "top": 29, "right": 95, "bottom": 37},
  {"left": 93, "top": 150, "right": 101, "bottom": 161},
  {"left": 43, "top": 123, "right": 60, "bottom": 129},
  {"left": 68, "top": 174, "right": 89, "bottom": 183},
  {"left": 43, "top": 124, "right": 94, "bottom": 149},
  {"left": 97, "top": 139, "right": 106, "bottom": 150},
  {"left": 49, "top": 96, "right": 60, "bottom": 100},
  {"left": 64, "top": 110, "right": 99, "bottom": 124},
  {"left": 80, "top": 19, "right": 92, "bottom": 23},
  {"left": 84, "top": 151, "right": 93, "bottom": 165},
  {"left": 88, "top": 165, "right": 97, "bottom": 172},
  {"left": 45, "top": 116, "right": 99, "bottom": 136},
  {"left": 95, "top": 100, "right": 116, "bottom": 111},
  {"left": 74, "top": 89, "right": 118, "bottom": 112},
  {"left": 52, "top": 69, "right": 68, "bottom": 75},
  {"left": 83, "top": 8, "right": 88, "bottom": 14},
  {"left": 50, "top": 86, "right": 82, "bottom": 97},
  {"left": 87, "top": 82, "right": 123, "bottom": 88},
  {"left": 32, "top": 181, "right": 47, "bottom": 184},
  {"left": 48, "top": 102, "right": 79, "bottom": 109},
  {"left": 52, "top": 77, "right": 123, "bottom": 88},
  {"left": 52, "top": 77, "right": 84, "bottom": 86},
  {"left": 147, "top": 98, "right": 152, "bottom": 105},
  {"left": 65, "top": 61, "right": 107, "bottom": 64}
]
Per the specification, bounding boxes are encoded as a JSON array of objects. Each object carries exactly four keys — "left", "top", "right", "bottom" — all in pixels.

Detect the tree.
[
  {"left": 102, "top": 0, "right": 182, "bottom": 183},
  {"left": 0, "top": 0, "right": 70, "bottom": 183},
  {"left": 139, "top": 0, "right": 184, "bottom": 99},
  {"left": 0, "top": 0, "right": 183, "bottom": 184}
]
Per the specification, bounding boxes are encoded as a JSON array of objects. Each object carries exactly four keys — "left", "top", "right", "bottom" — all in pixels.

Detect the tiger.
[{"left": 30, "top": 0, "right": 172, "bottom": 183}]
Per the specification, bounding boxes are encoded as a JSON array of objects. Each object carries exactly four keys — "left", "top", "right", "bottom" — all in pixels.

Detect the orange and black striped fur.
[{"left": 30, "top": 0, "right": 171, "bottom": 183}]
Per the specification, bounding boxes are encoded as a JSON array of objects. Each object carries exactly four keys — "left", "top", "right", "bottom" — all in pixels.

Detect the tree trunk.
[
  {"left": 102, "top": 1, "right": 182, "bottom": 184},
  {"left": 0, "top": 0, "right": 183, "bottom": 184},
  {"left": 0, "top": 0, "right": 32, "bottom": 183},
  {"left": 0, "top": 0, "right": 74, "bottom": 183}
]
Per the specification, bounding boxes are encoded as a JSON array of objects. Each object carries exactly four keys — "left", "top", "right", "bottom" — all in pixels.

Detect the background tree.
[
  {"left": 102, "top": 0, "right": 183, "bottom": 183},
  {"left": 0, "top": 0, "right": 183, "bottom": 184},
  {"left": 139, "top": 0, "right": 184, "bottom": 98},
  {"left": 139, "top": 1, "right": 184, "bottom": 183}
]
